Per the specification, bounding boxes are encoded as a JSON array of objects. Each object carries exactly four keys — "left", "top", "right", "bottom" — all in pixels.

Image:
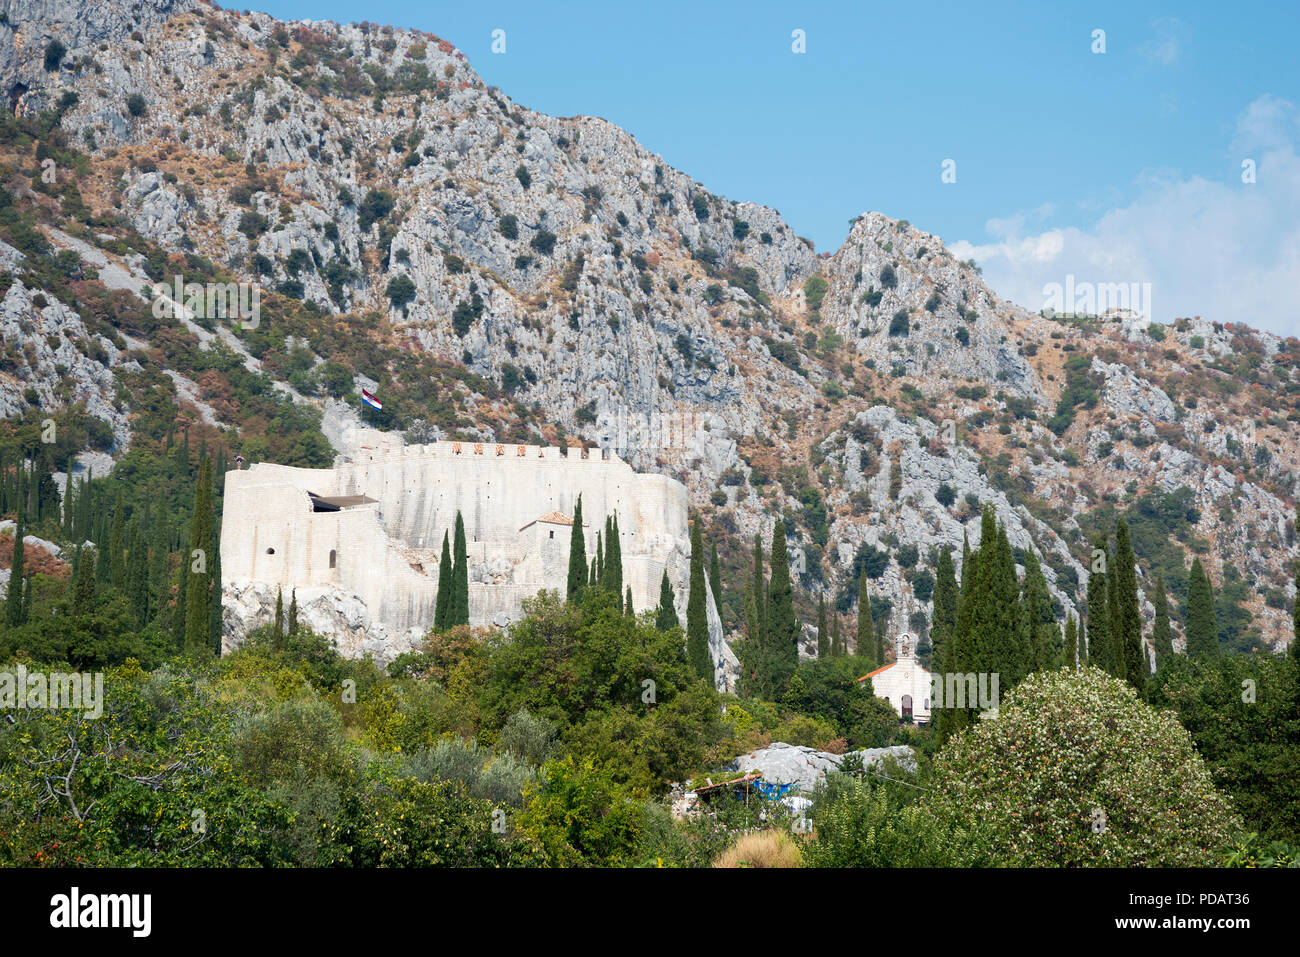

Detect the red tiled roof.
[
  {"left": 857, "top": 663, "right": 895, "bottom": 682},
  {"left": 519, "top": 510, "right": 575, "bottom": 531}
]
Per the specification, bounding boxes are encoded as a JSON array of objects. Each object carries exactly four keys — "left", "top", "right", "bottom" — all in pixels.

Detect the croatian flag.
[{"left": 361, "top": 388, "right": 382, "bottom": 411}]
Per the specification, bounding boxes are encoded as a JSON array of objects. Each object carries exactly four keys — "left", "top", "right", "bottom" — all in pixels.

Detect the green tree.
[
  {"left": 686, "top": 520, "right": 711, "bottom": 680},
  {"left": 434, "top": 531, "right": 452, "bottom": 630},
  {"left": 183, "top": 459, "right": 214, "bottom": 654},
  {"left": 605, "top": 513, "right": 623, "bottom": 597},
  {"left": 1020, "top": 548, "right": 1058, "bottom": 673},
  {"left": 1085, "top": 545, "right": 1112, "bottom": 674},
  {"left": 1151, "top": 575, "right": 1173, "bottom": 668},
  {"left": 816, "top": 594, "right": 828, "bottom": 659},
  {"left": 109, "top": 491, "right": 126, "bottom": 589},
  {"left": 1185, "top": 558, "right": 1219, "bottom": 659},
  {"left": 656, "top": 570, "right": 679, "bottom": 631},
  {"left": 765, "top": 521, "right": 799, "bottom": 694},
  {"left": 1113, "top": 520, "right": 1145, "bottom": 690},
  {"left": 931, "top": 548, "right": 958, "bottom": 676},
  {"left": 451, "top": 512, "right": 469, "bottom": 627},
  {"left": 624, "top": 586, "right": 633, "bottom": 617},
  {"left": 1064, "top": 614, "right": 1078, "bottom": 669},
  {"left": 857, "top": 575, "right": 875, "bottom": 668},
  {"left": 923, "top": 668, "right": 1240, "bottom": 866},
  {"left": 273, "top": 587, "right": 285, "bottom": 648},
  {"left": 4, "top": 511, "right": 24, "bottom": 627},
  {"left": 566, "top": 495, "right": 586, "bottom": 600}
]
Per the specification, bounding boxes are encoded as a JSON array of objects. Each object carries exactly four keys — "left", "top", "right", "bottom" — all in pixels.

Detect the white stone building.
[
  {"left": 857, "top": 632, "right": 932, "bottom": 723},
  {"left": 220, "top": 427, "right": 694, "bottom": 646}
]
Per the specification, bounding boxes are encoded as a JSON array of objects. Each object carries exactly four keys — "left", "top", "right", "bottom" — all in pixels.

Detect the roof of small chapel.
[{"left": 519, "top": 510, "right": 575, "bottom": 531}]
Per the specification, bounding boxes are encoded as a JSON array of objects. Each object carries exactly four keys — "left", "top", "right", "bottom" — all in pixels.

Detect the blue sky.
[{"left": 251, "top": 1, "right": 1300, "bottom": 334}]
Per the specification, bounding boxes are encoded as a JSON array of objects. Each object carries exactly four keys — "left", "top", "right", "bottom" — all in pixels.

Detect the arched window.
[{"left": 329, "top": 549, "right": 337, "bottom": 569}]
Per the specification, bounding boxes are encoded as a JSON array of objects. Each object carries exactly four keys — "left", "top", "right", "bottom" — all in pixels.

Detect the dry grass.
[{"left": 712, "top": 830, "right": 803, "bottom": 869}]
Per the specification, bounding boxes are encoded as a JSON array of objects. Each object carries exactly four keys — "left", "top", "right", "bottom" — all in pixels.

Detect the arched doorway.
[{"left": 900, "top": 694, "right": 913, "bottom": 719}]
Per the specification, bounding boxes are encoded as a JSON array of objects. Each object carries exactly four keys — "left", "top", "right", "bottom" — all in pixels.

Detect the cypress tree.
[
  {"left": 172, "top": 534, "right": 188, "bottom": 650},
  {"left": 765, "top": 521, "right": 799, "bottom": 693},
  {"left": 110, "top": 490, "right": 126, "bottom": 589},
  {"left": 21, "top": 574, "right": 31, "bottom": 623},
  {"left": 288, "top": 588, "right": 299, "bottom": 636},
  {"left": 149, "top": 518, "right": 167, "bottom": 622},
  {"left": 128, "top": 523, "right": 149, "bottom": 627},
  {"left": 183, "top": 459, "right": 214, "bottom": 654},
  {"left": 209, "top": 514, "right": 223, "bottom": 654},
  {"left": 595, "top": 527, "right": 604, "bottom": 587},
  {"left": 857, "top": 574, "right": 875, "bottom": 667},
  {"left": 752, "top": 533, "right": 767, "bottom": 647},
  {"left": 816, "top": 594, "right": 828, "bottom": 658},
  {"left": 656, "top": 570, "right": 679, "bottom": 631},
  {"left": 95, "top": 511, "right": 112, "bottom": 585},
  {"left": 588, "top": 556, "right": 597, "bottom": 587},
  {"left": 1151, "top": 574, "right": 1173, "bottom": 668},
  {"left": 1085, "top": 547, "right": 1112, "bottom": 674},
  {"left": 932, "top": 548, "right": 958, "bottom": 675},
  {"left": 831, "top": 612, "right": 842, "bottom": 657},
  {"left": 451, "top": 511, "right": 469, "bottom": 627},
  {"left": 1113, "top": 521, "right": 1144, "bottom": 689},
  {"left": 71, "top": 545, "right": 94, "bottom": 615},
  {"left": 1185, "top": 558, "right": 1219, "bottom": 659},
  {"left": 434, "top": 531, "right": 452, "bottom": 630},
  {"left": 4, "top": 511, "right": 24, "bottom": 627},
  {"left": 566, "top": 494, "right": 586, "bottom": 600},
  {"left": 273, "top": 587, "right": 285, "bottom": 648},
  {"left": 624, "top": 585, "right": 633, "bottom": 617},
  {"left": 61, "top": 470, "right": 74, "bottom": 537},
  {"left": 77, "top": 468, "right": 92, "bottom": 545},
  {"left": 1064, "top": 614, "right": 1078, "bottom": 669},
  {"left": 686, "top": 519, "right": 711, "bottom": 680},
  {"left": 607, "top": 512, "right": 623, "bottom": 598},
  {"left": 1020, "top": 549, "right": 1058, "bottom": 672}
]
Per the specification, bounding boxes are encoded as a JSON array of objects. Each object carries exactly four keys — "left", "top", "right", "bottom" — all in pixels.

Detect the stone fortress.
[{"left": 220, "top": 428, "right": 737, "bottom": 684}]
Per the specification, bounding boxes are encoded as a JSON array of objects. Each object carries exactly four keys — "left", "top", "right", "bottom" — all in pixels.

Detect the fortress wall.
[
  {"left": 336, "top": 442, "right": 688, "bottom": 614},
  {"left": 221, "top": 468, "right": 439, "bottom": 633},
  {"left": 221, "top": 440, "right": 689, "bottom": 639}
]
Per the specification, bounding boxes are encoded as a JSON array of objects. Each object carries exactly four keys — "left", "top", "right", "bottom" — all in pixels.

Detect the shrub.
[
  {"left": 125, "top": 93, "right": 147, "bottom": 117},
  {"left": 529, "top": 229, "right": 556, "bottom": 256},
  {"left": 922, "top": 668, "right": 1240, "bottom": 866},
  {"left": 935, "top": 483, "right": 956, "bottom": 507},
  {"left": 376, "top": 275, "right": 415, "bottom": 311},
  {"left": 888, "top": 310, "right": 910, "bottom": 337},
  {"left": 803, "top": 275, "right": 828, "bottom": 311},
  {"left": 879, "top": 263, "right": 897, "bottom": 289},
  {"left": 713, "top": 830, "right": 802, "bottom": 868},
  {"left": 498, "top": 213, "right": 518, "bottom": 239},
  {"left": 804, "top": 774, "right": 982, "bottom": 867},
  {"left": 44, "top": 40, "right": 66, "bottom": 72},
  {"left": 515, "top": 164, "right": 531, "bottom": 189}
]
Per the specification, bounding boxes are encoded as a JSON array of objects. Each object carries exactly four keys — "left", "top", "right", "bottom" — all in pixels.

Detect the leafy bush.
[{"left": 922, "top": 668, "right": 1240, "bottom": 866}]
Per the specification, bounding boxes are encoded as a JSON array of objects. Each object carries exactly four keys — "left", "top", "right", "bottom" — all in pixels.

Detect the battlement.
[{"left": 349, "top": 439, "right": 624, "bottom": 465}]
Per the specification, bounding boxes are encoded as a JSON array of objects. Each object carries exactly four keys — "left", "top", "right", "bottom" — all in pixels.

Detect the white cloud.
[{"left": 951, "top": 95, "right": 1300, "bottom": 337}]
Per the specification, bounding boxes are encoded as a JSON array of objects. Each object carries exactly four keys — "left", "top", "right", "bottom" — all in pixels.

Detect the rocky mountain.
[{"left": 3, "top": 0, "right": 1298, "bottom": 659}]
